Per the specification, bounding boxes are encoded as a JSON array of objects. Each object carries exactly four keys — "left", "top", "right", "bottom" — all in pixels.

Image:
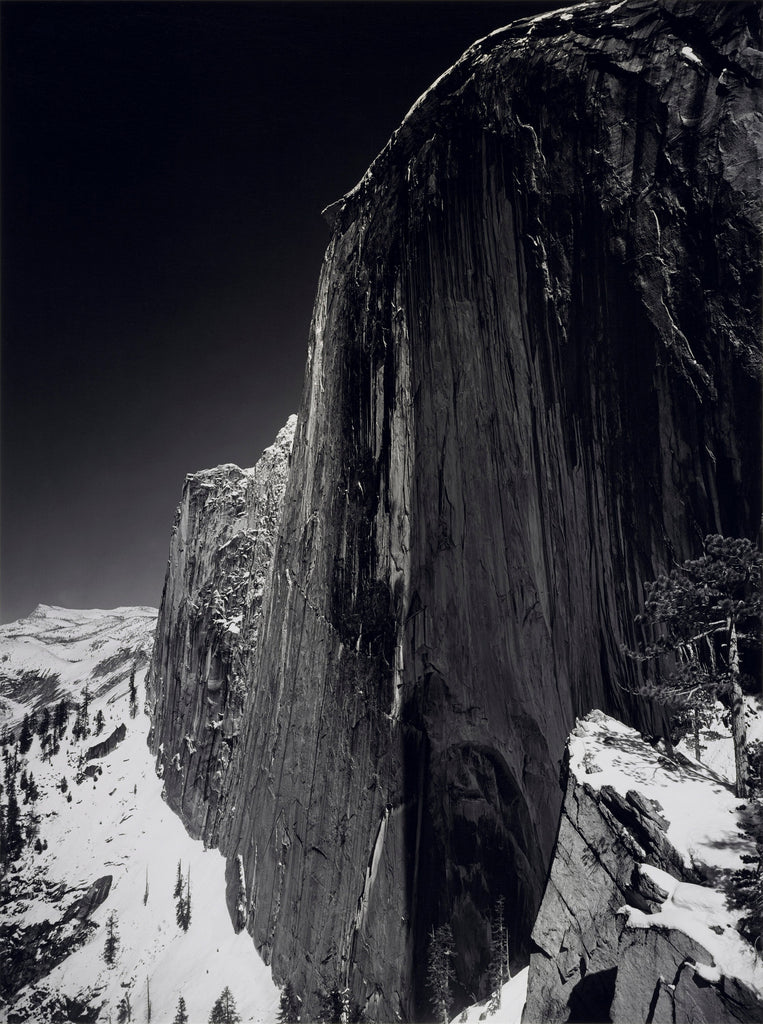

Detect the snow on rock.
[
  {"left": 147, "top": 415, "right": 296, "bottom": 848},
  {"left": 0, "top": 608, "right": 279, "bottom": 1023},
  {"left": 0, "top": 605, "right": 157, "bottom": 725},
  {"left": 566, "top": 708, "right": 753, "bottom": 875},
  {"left": 523, "top": 709, "right": 763, "bottom": 1024}
]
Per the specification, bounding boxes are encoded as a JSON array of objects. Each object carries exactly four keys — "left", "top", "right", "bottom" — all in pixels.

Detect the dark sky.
[{"left": 1, "top": 0, "right": 565, "bottom": 623}]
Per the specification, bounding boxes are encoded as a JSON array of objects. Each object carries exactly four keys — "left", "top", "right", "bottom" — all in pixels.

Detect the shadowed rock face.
[
  {"left": 146, "top": 417, "right": 296, "bottom": 844},
  {"left": 151, "top": 0, "right": 761, "bottom": 1019}
]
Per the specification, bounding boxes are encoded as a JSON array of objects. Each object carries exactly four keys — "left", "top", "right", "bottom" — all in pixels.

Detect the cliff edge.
[{"left": 147, "top": 416, "right": 296, "bottom": 844}]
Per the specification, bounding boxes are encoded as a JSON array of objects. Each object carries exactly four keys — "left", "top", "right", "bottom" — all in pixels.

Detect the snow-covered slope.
[
  {"left": 0, "top": 605, "right": 157, "bottom": 726},
  {"left": 451, "top": 969, "right": 528, "bottom": 1024},
  {"left": 0, "top": 607, "right": 279, "bottom": 1023}
]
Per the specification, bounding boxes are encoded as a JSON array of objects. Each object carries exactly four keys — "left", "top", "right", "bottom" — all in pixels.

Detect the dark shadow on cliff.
[
  {"left": 401, "top": 671, "right": 544, "bottom": 1019},
  {"left": 567, "top": 965, "right": 616, "bottom": 1023}
]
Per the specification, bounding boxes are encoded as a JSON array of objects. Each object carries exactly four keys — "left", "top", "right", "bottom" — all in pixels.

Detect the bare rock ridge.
[
  {"left": 148, "top": 0, "right": 761, "bottom": 1020},
  {"left": 146, "top": 416, "right": 296, "bottom": 844}
]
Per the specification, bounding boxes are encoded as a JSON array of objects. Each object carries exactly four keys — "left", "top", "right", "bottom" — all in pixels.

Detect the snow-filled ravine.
[{"left": 0, "top": 606, "right": 279, "bottom": 1024}]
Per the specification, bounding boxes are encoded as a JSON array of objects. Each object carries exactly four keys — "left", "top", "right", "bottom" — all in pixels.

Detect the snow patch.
[
  {"left": 624, "top": 864, "right": 763, "bottom": 998},
  {"left": 451, "top": 967, "right": 528, "bottom": 1024},
  {"left": 681, "top": 44, "right": 703, "bottom": 67},
  {"left": 568, "top": 708, "right": 757, "bottom": 873}
]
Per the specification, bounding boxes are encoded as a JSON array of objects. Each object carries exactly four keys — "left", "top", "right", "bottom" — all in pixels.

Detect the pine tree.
[
  {"left": 488, "top": 895, "right": 510, "bottom": 1014},
  {"left": 3, "top": 775, "right": 23, "bottom": 862},
  {"left": 174, "top": 860, "right": 183, "bottom": 899},
  {"left": 103, "top": 910, "right": 120, "bottom": 967},
  {"left": 37, "top": 706, "right": 51, "bottom": 743},
  {"left": 175, "top": 865, "right": 192, "bottom": 931},
  {"left": 146, "top": 977, "right": 152, "bottom": 1024},
  {"left": 129, "top": 667, "right": 138, "bottom": 719},
  {"left": 625, "top": 535, "right": 762, "bottom": 797},
  {"left": 117, "top": 989, "right": 132, "bottom": 1023},
  {"left": 26, "top": 771, "right": 39, "bottom": 804},
  {"left": 174, "top": 996, "right": 189, "bottom": 1024},
  {"left": 277, "top": 980, "right": 301, "bottom": 1023},
  {"left": 95, "top": 709, "right": 106, "bottom": 735},
  {"left": 316, "top": 981, "right": 349, "bottom": 1024},
  {"left": 54, "top": 697, "right": 69, "bottom": 739},
  {"left": 144, "top": 866, "right": 149, "bottom": 906},
  {"left": 184, "top": 867, "right": 192, "bottom": 929},
  {"left": 427, "top": 923, "right": 455, "bottom": 1024},
  {"left": 208, "top": 986, "right": 241, "bottom": 1024},
  {"left": 19, "top": 715, "right": 32, "bottom": 755}
]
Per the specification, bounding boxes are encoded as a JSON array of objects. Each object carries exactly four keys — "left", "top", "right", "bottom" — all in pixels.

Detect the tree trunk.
[
  {"left": 693, "top": 710, "right": 701, "bottom": 762},
  {"left": 728, "top": 617, "right": 748, "bottom": 798}
]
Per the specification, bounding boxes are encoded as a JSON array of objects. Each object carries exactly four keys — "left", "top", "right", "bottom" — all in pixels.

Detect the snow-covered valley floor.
[{"left": 1, "top": 608, "right": 279, "bottom": 1024}]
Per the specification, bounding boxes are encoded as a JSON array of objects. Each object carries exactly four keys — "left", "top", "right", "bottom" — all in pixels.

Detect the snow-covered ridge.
[
  {"left": 0, "top": 605, "right": 158, "bottom": 726},
  {"left": 24, "top": 604, "right": 158, "bottom": 621}
]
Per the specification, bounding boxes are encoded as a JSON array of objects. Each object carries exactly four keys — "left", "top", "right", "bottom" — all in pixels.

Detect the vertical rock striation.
[
  {"left": 147, "top": 416, "right": 295, "bottom": 844},
  {"left": 151, "top": 1, "right": 761, "bottom": 1019}
]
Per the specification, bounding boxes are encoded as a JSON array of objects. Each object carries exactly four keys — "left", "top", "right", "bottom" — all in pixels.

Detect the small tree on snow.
[
  {"left": 427, "top": 923, "right": 455, "bottom": 1024},
  {"left": 129, "top": 667, "right": 138, "bottom": 719},
  {"left": 176, "top": 865, "right": 192, "bottom": 931},
  {"left": 37, "top": 706, "right": 51, "bottom": 743},
  {"left": 488, "top": 895, "right": 510, "bottom": 1013},
  {"left": 277, "top": 980, "right": 301, "bottom": 1023},
  {"left": 174, "top": 995, "right": 189, "bottom": 1024},
  {"left": 208, "top": 986, "right": 241, "bottom": 1024},
  {"left": 18, "top": 715, "right": 32, "bottom": 755},
  {"left": 103, "top": 910, "right": 120, "bottom": 967},
  {"left": 54, "top": 697, "right": 69, "bottom": 739},
  {"left": 174, "top": 860, "right": 183, "bottom": 899},
  {"left": 117, "top": 988, "right": 132, "bottom": 1023},
  {"left": 625, "top": 535, "right": 762, "bottom": 797}
]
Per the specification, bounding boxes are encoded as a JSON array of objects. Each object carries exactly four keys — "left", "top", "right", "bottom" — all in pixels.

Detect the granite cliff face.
[
  {"left": 149, "top": 0, "right": 761, "bottom": 1019},
  {"left": 146, "top": 416, "right": 295, "bottom": 844},
  {"left": 522, "top": 711, "right": 763, "bottom": 1024}
]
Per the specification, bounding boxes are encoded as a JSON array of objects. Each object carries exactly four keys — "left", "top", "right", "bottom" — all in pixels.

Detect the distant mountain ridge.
[{"left": 0, "top": 604, "right": 157, "bottom": 726}]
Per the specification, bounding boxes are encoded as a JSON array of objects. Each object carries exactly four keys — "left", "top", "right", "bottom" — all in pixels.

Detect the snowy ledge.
[{"left": 569, "top": 709, "right": 763, "bottom": 999}]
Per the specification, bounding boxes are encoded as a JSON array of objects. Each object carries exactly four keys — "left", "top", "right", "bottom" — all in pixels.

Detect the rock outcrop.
[
  {"left": 146, "top": 416, "right": 296, "bottom": 843},
  {"left": 523, "top": 710, "right": 763, "bottom": 1023},
  {"left": 85, "top": 724, "right": 125, "bottom": 761},
  {"left": 149, "top": 0, "right": 761, "bottom": 1019}
]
